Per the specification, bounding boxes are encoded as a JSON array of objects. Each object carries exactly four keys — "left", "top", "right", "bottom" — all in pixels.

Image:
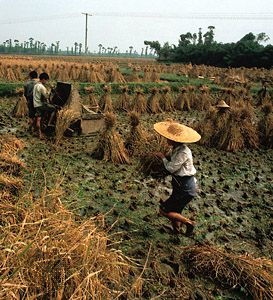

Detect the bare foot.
[{"left": 185, "top": 223, "right": 195, "bottom": 237}]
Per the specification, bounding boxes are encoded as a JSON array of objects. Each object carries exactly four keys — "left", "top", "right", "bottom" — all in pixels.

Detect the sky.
[{"left": 0, "top": 0, "right": 273, "bottom": 53}]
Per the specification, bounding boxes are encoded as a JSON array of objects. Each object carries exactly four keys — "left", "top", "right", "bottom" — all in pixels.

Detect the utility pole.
[{"left": 82, "top": 12, "right": 92, "bottom": 54}]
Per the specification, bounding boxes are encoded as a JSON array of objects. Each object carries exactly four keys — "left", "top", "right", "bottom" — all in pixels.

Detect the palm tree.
[
  {"left": 55, "top": 41, "right": 60, "bottom": 54},
  {"left": 98, "top": 44, "right": 102, "bottom": 54},
  {"left": 29, "top": 37, "right": 34, "bottom": 49},
  {"left": 129, "top": 46, "right": 133, "bottom": 55},
  {"left": 74, "top": 42, "right": 78, "bottom": 55},
  {"left": 79, "top": 43, "right": 82, "bottom": 55}
]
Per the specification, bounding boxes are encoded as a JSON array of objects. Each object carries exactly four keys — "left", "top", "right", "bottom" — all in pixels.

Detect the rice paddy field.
[{"left": 0, "top": 55, "right": 273, "bottom": 299}]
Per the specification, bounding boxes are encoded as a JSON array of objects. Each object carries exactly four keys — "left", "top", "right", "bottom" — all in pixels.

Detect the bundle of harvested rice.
[
  {"left": 160, "top": 86, "right": 174, "bottom": 112},
  {"left": 12, "top": 88, "right": 29, "bottom": 118},
  {"left": 108, "top": 67, "right": 126, "bottom": 83},
  {"left": 125, "top": 111, "right": 149, "bottom": 155},
  {"left": 195, "top": 85, "right": 212, "bottom": 111},
  {"left": 138, "top": 134, "right": 170, "bottom": 178},
  {"left": 92, "top": 112, "right": 130, "bottom": 164},
  {"left": 0, "top": 153, "right": 26, "bottom": 176},
  {"left": 55, "top": 108, "right": 79, "bottom": 145},
  {"left": 175, "top": 87, "right": 191, "bottom": 111},
  {"left": 182, "top": 245, "right": 273, "bottom": 300},
  {"left": 84, "top": 86, "right": 99, "bottom": 112},
  {"left": 147, "top": 87, "right": 162, "bottom": 114},
  {"left": 0, "top": 185, "right": 135, "bottom": 299},
  {"left": 150, "top": 68, "right": 160, "bottom": 82},
  {"left": 0, "top": 173, "right": 23, "bottom": 189},
  {"left": 259, "top": 103, "right": 273, "bottom": 148},
  {"left": 100, "top": 85, "right": 113, "bottom": 113},
  {"left": 0, "top": 135, "right": 25, "bottom": 154},
  {"left": 131, "top": 87, "right": 147, "bottom": 114},
  {"left": 116, "top": 85, "right": 131, "bottom": 112}
]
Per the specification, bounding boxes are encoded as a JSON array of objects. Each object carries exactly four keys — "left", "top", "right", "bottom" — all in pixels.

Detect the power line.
[{"left": 0, "top": 12, "right": 273, "bottom": 25}]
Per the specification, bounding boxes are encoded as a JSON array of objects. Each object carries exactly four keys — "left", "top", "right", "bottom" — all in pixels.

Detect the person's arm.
[
  {"left": 40, "top": 85, "right": 49, "bottom": 102},
  {"left": 163, "top": 150, "right": 187, "bottom": 174}
]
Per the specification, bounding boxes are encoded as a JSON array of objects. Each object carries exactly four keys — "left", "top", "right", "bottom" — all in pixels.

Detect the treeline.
[
  {"left": 0, "top": 38, "right": 156, "bottom": 57},
  {"left": 145, "top": 27, "right": 273, "bottom": 68}
]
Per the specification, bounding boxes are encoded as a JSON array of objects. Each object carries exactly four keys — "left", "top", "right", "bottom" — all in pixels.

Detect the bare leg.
[
  {"left": 160, "top": 208, "right": 195, "bottom": 236},
  {"left": 36, "top": 116, "right": 44, "bottom": 139}
]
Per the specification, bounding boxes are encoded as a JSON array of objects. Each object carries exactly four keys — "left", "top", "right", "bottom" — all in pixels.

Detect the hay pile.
[
  {"left": 0, "top": 135, "right": 25, "bottom": 191},
  {"left": 12, "top": 88, "right": 29, "bottom": 118},
  {"left": 183, "top": 245, "right": 273, "bottom": 300},
  {"left": 92, "top": 112, "right": 130, "bottom": 164},
  {"left": 0, "top": 182, "right": 137, "bottom": 299},
  {"left": 125, "top": 111, "right": 149, "bottom": 155}
]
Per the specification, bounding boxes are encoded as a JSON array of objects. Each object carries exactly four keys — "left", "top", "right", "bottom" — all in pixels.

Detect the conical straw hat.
[
  {"left": 154, "top": 121, "right": 201, "bottom": 143},
  {"left": 216, "top": 100, "right": 230, "bottom": 108}
]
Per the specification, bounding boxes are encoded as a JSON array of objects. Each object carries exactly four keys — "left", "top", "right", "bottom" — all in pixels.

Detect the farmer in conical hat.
[
  {"left": 216, "top": 100, "right": 230, "bottom": 109},
  {"left": 154, "top": 120, "right": 201, "bottom": 236}
]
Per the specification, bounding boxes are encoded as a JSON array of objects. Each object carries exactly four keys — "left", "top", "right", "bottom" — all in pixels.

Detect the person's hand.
[{"left": 153, "top": 152, "right": 165, "bottom": 159}]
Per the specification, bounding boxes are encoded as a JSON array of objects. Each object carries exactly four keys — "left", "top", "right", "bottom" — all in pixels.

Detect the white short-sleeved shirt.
[
  {"left": 33, "top": 82, "right": 48, "bottom": 108},
  {"left": 163, "top": 144, "right": 196, "bottom": 177}
]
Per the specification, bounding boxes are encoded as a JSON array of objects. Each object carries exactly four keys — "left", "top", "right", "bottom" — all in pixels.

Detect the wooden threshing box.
[{"left": 81, "top": 105, "right": 105, "bottom": 135}]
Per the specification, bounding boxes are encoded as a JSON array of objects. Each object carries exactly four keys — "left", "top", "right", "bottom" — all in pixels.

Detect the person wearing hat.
[{"left": 153, "top": 120, "right": 201, "bottom": 236}]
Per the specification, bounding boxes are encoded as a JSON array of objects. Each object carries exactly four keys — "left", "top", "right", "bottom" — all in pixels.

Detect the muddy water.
[{"left": 1, "top": 96, "right": 272, "bottom": 299}]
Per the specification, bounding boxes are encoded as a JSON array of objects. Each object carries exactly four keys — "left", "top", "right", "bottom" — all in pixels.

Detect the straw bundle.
[
  {"left": 150, "top": 68, "right": 160, "bottom": 82},
  {"left": 0, "top": 135, "right": 25, "bottom": 154},
  {"left": 160, "top": 86, "right": 174, "bottom": 112},
  {"left": 92, "top": 112, "right": 130, "bottom": 164},
  {"left": 12, "top": 88, "right": 29, "bottom": 118},
  {"left": 175, "top": 87, "right": 191, "bottom": 111},
  {"left": 138, "top": 134, "right": 170, "bottom": 178},
  {"left": 108, "top": 67, "right": 126, "bottom": 83},
  {"left": 182, "top": 245, "right": 273, "bottom": 300},
  {"left": 0, "top": 153, "right": 26, "bottom": 176},
  {"left": 6, "top": 65, "right": 17, "bottom": 82},
  {"left": 131, "top": 88, "right": 147, "bottom": 114},
  {"left": 129, "top": 67, "right": 140, "bottom": 82},
  {"left": 84, "top": 86, "right": 99, "bottom": 111},
  {"left": 125, "top": 111, "right": 149, "bottom": 155},
  {"left": 100, "top": 85, "right": 113, "bottom": 113},
  {"left": 0, "top": 186, "right": 133, "bottom": 299},
  {"left": 259, "top": 104, "right": 273, "bottom": 148},
  {"left": 116, "top": 85, "right": 131, "bottom": 112},
  {"left": 55, "top": 108, "right": 79, "bottom": 145},
  {"left": 147, "top": 87, "right": 162, "bottom": 114}
]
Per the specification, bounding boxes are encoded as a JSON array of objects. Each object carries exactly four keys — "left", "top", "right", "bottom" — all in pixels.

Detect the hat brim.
[
  {"left": 154, "top": 121, "right": 201, "bottom": 143},
  {"left": 216, "top": 104, "right": 230, "bottom": 108}
]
